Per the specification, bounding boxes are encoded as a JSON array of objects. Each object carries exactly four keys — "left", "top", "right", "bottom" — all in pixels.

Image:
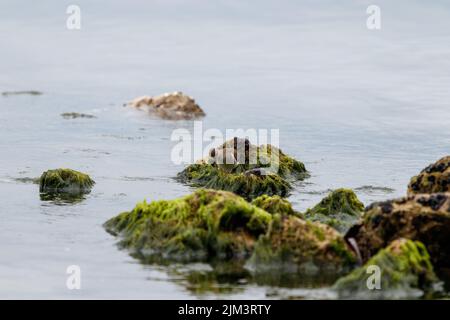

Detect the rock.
[
  {"left": 104, "top": 189, "right": 273, "bottom": 262},
  {"left": 126, "top": 91, "right": 205, "bottom": 120},
  {"left": 333, "top": 238, "right": 440, "bottom": 299},
  {"left": 345, "top": 193, "right": 450, "bottom": 271},
  {"left": 178, "top": 164, "right": 291, "bottom": 200},
  {"left": 61, "top": 112, "right": 96, "bottom": 119},
  {"left": 251, "top": 195, "right": 296, "bottom": 216},
  {"left": 213, "top": 147, "right": 237, "bottom": 173},
  {"left": 247, "top": 214, "right": 356, "bottom": 276},
  {"left": 177, "top": 138, "right": 308, "bottom": 200},
  {"left": 408, "top": 156, "right": 450, "bottom": 195},
  {"left": 2, "top": 90, "right": 42, "bottom": 96},
  {"left": 39, "top": 168, "right": 95, "bottom": 195},
  {"left": 105, "top": 188, "right": 356, "bottom": 282},
  {"left": 304, "top": 189, "right": 364, "bottom": 233}
]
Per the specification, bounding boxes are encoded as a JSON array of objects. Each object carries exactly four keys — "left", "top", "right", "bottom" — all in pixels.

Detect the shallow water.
[{"left": 1, "top": 0, "right": 450, "bottom": 299}]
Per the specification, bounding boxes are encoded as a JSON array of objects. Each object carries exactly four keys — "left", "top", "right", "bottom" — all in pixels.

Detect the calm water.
[{"left": 1, "top": 0, "right": 449, "bottom": 299}]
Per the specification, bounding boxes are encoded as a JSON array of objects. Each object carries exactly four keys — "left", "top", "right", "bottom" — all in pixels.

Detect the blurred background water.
[{"left": 0, "top": 0, "right": 449, "bottom": 299}]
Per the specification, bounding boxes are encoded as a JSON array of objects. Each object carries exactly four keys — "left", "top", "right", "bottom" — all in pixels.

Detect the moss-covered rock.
[
  {"left": 251, "top": 195, "right": 296, "bottom": 216},
  {"left": 247, "top": 215, "right": 357, "bottom": 276},
  {"left": 39, "top": 168, "right": 95, "bottom": 195},
  {"left": 177, "top": 138, "right": 308, "bottom": 200},
  {"left": 408, "top": 156, "right": 450, "bottom": 195},
  {"left": 334, "top": 239, "right": 440, "bottom": 299},
  {"left": 104, "top": 189, "right": 273, "bottom": 262},
  {"left": 178, "top": 164, "right": 291, "bottom": 201},
  {"left": 304, "top": 189, "right": 364, "bottom": 233},
  {"left": 345, "top": 193, "right": 450, "bottom": 271},
  {"left": 126, "top": 91, "right": 205, "bottom": 120},
  {"left": 105, "top": 188, "right": 363, "bottom": 284}
]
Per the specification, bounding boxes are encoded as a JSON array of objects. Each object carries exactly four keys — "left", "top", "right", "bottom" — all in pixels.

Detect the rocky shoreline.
[{"left": 19, "top": 91, "right": 450, "bottom": 299}]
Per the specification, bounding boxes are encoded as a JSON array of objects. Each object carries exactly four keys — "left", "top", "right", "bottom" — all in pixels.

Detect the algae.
[
  {"left": 39, "top": 168, "right": 95, "bottom": 195},
  {"left": 304, "top": 188, "right": 364, "bottom": 233},
  {"left": 104, "top": 189, "right": 273, "bottom": 262},
  {"left": 251, "top": 195, "right": 296, "bottom": 216},
  {"left": 334, "top": 238, "right": 441, "bottom": 299},
  {"left": 177, "top": 138, "right": 308, "bottom": 200},
  {"left": 105, "top": 188, "right": 359, "bottom": 286},
  {"left": 247, "top": 214, "right": 356, "bottom": 276}
]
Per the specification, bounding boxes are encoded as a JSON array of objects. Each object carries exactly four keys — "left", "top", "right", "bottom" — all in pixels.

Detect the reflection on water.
[
  {"left": 131, "top": 251, "right": 343, "bottom": 296},
  {"left": 39, "top": 192, "right": 88, "bottom": 205}
]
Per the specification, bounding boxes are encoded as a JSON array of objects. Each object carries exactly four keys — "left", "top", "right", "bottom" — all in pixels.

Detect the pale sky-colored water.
[{"left": 0, "top": 0, "right": 449, "bottom": 299}]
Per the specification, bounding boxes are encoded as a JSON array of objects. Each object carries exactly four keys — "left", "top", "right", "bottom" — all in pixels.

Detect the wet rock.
[
  {"left": 247, "top": 215, "right": 357, "bottom": 276},
  {"left": 345, "top": 193, "right": 450, "bottom": 271},
  {"left": 304, "top": 189, "right": 364, "bottom": 233},
  {"left": 179, "top": 164, "right": 291, "bottom": 200},
  {"left": 61, "top": 112, "right": 96, "bottom": 119},
  {"left": 104, "top": 189, "right": 273, "bottom": 262},
  {"left": 408, "top": 156, "right": 450, "bottom": 195},
  {"left": 2, "top": 90, "right": 42, "bottom": 96},
  {"left": 334, "top": 238, "right": 441, "bottom": 299},
  {"left": 105, "top": 188, "right": 359, "bottom": 283},
  {"left": 126, "top": 91, "right": 205, "bottom": 120},
  {"left": 177, "top": 138, "right": 308, "bottom": 200},
  {"left": 39, "top": 168, "right": 95, "bottom": 195}
]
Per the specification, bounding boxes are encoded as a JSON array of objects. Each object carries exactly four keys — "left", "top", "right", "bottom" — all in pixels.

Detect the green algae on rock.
[
  {"left": 304, "top": 188, "right": 364, "bottom": 233},
  {"left": 408, "top": 156, "right": 450, "bottom": 195},
  {"left": 177, "top": 138, "right": 308, "bottom": 200},
  {"left": 39, "top": 168, "right": 95, "bottom": 195},
  {"left": 105, "top": 188, "right": 360, "bottom": 283},
  {"left": 334, "top": 238, "right": 440, "bottom": 299},
  {"left": 104, "top": 189, "right": 273, "bottom": 262},
  {"left": 178, "top": 164, "right": 291, "bottom": 200},
  {"left": 345, "top": 193, "right": 450, "bottom": 271},
  {"left": 247, "top": 214, "right": 357, "bottom": 276},
  {"left": 251, "top": 195, "right": 296, "bottom": 216}
]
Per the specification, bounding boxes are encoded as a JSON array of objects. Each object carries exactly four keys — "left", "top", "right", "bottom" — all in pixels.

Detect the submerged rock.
[
  {"left": 304, "top": 189, "right": 364, "bottom": 233},
  {"left": 39, "top": 168, "right": 95, "bottom": 195},
  {"left": 126, "top": 91, "right": 205, "bottom": 120},
  {"left": 104, "top": 189, "right": 272, "bottom": 262},
  {"left": 334, "top": 238, "right": 440, "bottom": 299},
  {"left": 345, "top": 193, "right": 450, "bottom": 271},
  {"left": 177, "top": 138, "right": 308, "bottom": 200},
  {"left": 408, "top": 156, "right": 450, "bottom": 195},
  {"left": 61, "top": 112, "right": 96, "bottom": 119},
  {"left": 2, "top": 90, "right": 42, "bottom": 96},
  {"left": 248, "top": 215, "right": 356, "bottom": 276}
]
